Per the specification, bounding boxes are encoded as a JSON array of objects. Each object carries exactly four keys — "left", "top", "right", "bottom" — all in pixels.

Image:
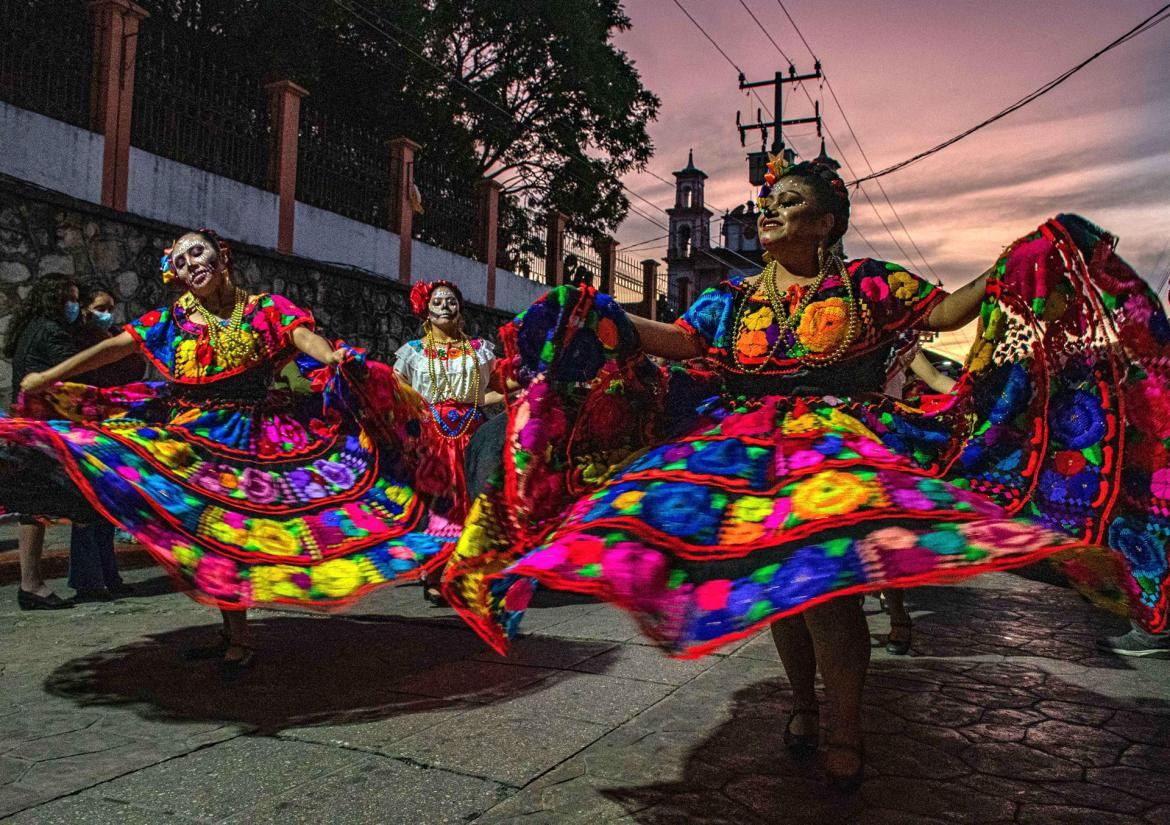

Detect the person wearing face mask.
[
  {"left": 3, "top": 228, "right": 442, "bottom": 676},
  {"left": 59, "top": 285, "right": 148, "bottom": 602},
  {"left": 393, "top": 280, "right": 501, "bottom": 605},
  {"left": 1, "top": 273, "right": 84, "bottom": 609}
]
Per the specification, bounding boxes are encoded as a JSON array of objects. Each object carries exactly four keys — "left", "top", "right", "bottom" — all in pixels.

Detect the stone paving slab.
[{"left": 1, "top": 557, "right": 1169, "bottom": 823}]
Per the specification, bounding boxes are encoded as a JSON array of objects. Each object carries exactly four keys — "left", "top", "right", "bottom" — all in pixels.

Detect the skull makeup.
[
  {"left": 170, "top": 231, "right": 227, "bottom": 297},
  {"left": 427, "top": 286, "right": 463, "bottom": 334}
]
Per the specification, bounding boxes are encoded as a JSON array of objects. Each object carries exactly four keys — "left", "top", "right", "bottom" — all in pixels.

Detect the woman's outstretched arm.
[
  {"left": 20, "top": 332, "right": 139, "bottom": 393},
  {"left": 924, "top": 269, "right": 992, "bottom": 332},
  {"left": 629, "top": 315, "right": 707, "bottom": 361}
]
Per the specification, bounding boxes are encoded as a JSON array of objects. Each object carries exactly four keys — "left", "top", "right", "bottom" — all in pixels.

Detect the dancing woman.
[
  {"left": 3, "top": 229, "right": 440, "bottom": 674},
  {"left": 445, "top": 156, "right": 1170, "bottom": 789},
  {"left": 393, "top": 280, "right": 500, "bottom": 603}
]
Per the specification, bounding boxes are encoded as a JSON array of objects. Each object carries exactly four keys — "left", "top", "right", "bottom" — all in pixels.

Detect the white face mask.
[{"left": 90, "top": 310, "right": 114, "bottom": 329}]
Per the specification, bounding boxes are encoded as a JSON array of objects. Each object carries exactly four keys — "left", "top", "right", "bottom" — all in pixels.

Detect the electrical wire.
[
  {"left": 846, "top": 1, "right": 1170, "bottom": 184},
  {"left": 738, "top": 0, "right": 939, "bottom": 279}
]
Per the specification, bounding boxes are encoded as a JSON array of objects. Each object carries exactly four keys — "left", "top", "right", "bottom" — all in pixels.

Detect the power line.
[
  {"left": 743, "top": 0, "right": 939, "bottom": 280},
  {"left": 847, "top": 1, "right": 1170, "bottom": 184},
  {"left": 670, "top": 0, "right": 775, "bottom": 122}
]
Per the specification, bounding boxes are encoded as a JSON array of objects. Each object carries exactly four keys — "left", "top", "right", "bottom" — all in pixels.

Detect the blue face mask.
[
  {"left": 91, "top": 310, "right": 114, "bottom": 329},
  {"left": 63, "top": 301, "right": 81, "bottom": 323}
]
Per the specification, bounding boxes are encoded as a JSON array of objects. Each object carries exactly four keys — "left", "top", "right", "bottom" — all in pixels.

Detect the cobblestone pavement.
[{"left": 0, "top": 553, "right": 1167, "bottom": 823}]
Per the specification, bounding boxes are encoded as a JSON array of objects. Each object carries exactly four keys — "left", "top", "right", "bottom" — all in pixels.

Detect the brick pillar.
[
  {"left": 264, "top": 80, "right": 308, "bottom": 255},
  {"left": 595, "top": 235, "right": 617, "bottom": 296},
  {"left": 389, "top": 137, "right": 421, "bottom": 284},
  {"left": 544, "top": 210, "right": 567, "bottom": 287},
  {"left": 88, "top": 0, "right": 149, "bottom": 211},
  {"left": 477, "top": 179, "right": 502, "bottom": 308},
  {"left": 641, "top": 259, "right": 659, "bottom": 321}
]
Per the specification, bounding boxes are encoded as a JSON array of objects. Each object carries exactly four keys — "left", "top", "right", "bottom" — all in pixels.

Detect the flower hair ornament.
[
  {"left": 755, "top": 153, "right": 847, "bottom": 210},
  {"left": 160, "top": 228, "right": 231, "bottom": 284},
  {"left": 409, "top": 279, "right": 462, "bottom": 319}
]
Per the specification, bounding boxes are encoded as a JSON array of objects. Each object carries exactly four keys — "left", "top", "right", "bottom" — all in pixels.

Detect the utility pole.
[{"left": 736, "top": 61, "right": 823, "bottom": 186}]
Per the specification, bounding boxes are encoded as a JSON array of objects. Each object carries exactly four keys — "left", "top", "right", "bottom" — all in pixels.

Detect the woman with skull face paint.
[
  {"left": 394, "top": 280, "right": 500, "bottom": 605},
  {"left": 444, "top": 156, "right": 1170, "bottom": 789},
  {"left": 1, "top": 229, "right": 442, "bottom": 674}
]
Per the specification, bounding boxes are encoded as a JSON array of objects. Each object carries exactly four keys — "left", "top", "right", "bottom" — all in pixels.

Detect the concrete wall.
[
  {"left": 494, "top": 267, "right": 549, "bottom": 314},
  {"left": 0, "top": 102, "right": 103, "bottom": 204},
  {"left": 293, "top": 202, "right": 400, "bottom": 281},
  {"left": 411, "top": 239, "right": 489, "bottom": 306},
  {"left": 0, "top": 175, "right": 512, "bottom": 408},
  {"left": 126, "top": 148, "right": 279, "bottom": 250}
]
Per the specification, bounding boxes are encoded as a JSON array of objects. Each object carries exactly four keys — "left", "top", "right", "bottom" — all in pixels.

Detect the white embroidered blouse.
[{"left": 393, "top": 338, "right": 496, "bottom": 405}]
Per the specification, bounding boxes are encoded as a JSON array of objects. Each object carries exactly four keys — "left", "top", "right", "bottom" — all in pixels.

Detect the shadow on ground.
[
  {"left": 42, "top": 614, "right": 617, "bottom": 735},
  {"left": 880, "top": 584, "right": 1132, "bottom": 669},
  {"left": 600, "top": 661, "right": 1170, "bottom": 825}
]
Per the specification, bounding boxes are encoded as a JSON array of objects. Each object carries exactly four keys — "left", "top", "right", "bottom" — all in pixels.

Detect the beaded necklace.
[
  {"left": 424, "top": 324, "right": 481, "bottom": 439},
  {"left": 184, "top": 287, "right": 253, "bottom": 367},
  {"left": 732, "top": 253, "right": 859, "bottom": 371}
]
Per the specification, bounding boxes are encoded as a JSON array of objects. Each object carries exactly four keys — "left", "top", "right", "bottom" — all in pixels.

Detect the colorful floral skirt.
[
  {"left": 0, "top": 359, "right": 447, "bottom": 610},
  {"left": 445, "top": 215, "right": 1170, "bottom": 656}
]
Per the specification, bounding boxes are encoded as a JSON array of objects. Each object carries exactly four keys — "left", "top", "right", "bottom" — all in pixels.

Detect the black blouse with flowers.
[{"left": 674, "top": 259, "right": 944, "bottom": 397}]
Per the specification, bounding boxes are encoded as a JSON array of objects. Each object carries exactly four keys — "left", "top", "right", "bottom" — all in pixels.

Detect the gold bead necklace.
[{"left": 424, "top": 324, "right": 481, "bottom": 440}]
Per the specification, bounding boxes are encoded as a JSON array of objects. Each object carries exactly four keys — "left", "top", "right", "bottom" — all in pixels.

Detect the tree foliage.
[{"left": 135, "top": 0, "right": 659, "bottom": 256}]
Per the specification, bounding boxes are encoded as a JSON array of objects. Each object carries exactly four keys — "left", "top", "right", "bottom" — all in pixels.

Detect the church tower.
[{"left": 665, "top": 149, "right": 712, "bottom": 308}]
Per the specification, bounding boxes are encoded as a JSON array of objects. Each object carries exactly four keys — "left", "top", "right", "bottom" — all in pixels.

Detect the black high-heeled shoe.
[
  {"left": 219, "top": 644, "right": 257, "bottom": 680},
  {"left": 17, "top": 589, "right": 73, "bottom": 610},
  {"left": 422, "top": 582, "right": 449, "bottom": 607},
  {"left": 783, "top": 707, "right": 820, "bottom": 758},
  {"left": 824, "top": 740, "right": 865, "bottom": 792},
  {"left": 886, "top": 619, "right": 912, "bottom": 656}
]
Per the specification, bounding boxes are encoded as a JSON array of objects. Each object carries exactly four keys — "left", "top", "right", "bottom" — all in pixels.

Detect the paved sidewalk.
[{"left": 0, "top": 561, "right": 1167, "bottom": 823}]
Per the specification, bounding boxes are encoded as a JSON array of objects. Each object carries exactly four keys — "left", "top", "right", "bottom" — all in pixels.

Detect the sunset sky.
[{"left": 612, "top": 0, "right": 1170, "bottom": 299}]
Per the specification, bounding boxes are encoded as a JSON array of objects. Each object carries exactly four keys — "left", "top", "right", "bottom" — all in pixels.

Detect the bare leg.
[
  {"left": 771, "top": 615, "right": 819, "bottom": 736},
  {"left": 18, "top": 523, "right": 50, "bottom": 596},
  {"left": 804, "top": 597, "right": 870, "bottom": 779},
  {"left": 222, "top": 609, "right": 252, "bottom": 663}
]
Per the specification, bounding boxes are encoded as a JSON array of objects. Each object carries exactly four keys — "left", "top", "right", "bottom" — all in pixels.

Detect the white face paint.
[
  {"left": 171, "top": 232, "right": 226, "bottom": 297},
  {"left": 428, "top": 287, "right": 462, "bottom": 331}
]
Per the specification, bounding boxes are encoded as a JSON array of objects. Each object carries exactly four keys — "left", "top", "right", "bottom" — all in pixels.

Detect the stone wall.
[{"left": 0, "top": 174, "right": 514, "bottom": 406}]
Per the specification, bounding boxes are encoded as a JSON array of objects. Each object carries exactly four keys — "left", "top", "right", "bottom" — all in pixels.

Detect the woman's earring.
[{"left": 817, "top": 244, "right": 826, "bottom": 272}]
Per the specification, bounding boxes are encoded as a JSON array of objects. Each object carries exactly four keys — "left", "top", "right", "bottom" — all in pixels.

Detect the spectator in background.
[
  {"left": 67, "top": 284, "right": 146, "bottom": 601},
  {"left": 2, "top": 273, "right": 82, "bottom": 610}
]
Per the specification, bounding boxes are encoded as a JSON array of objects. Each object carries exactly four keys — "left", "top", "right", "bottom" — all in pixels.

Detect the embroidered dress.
[
  {"left": 445, "top": 215, "right": 1169, "bottom": 656},
  {"left": 0, "top": 293, "right": 444, "bottom": 610},
  {"left": 394, "top": 338, "right": 495, "bottom": 528}
]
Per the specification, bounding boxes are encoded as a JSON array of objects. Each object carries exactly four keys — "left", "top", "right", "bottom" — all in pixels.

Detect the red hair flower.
[{"left": 409, "top": 279, "right": 463, "bottom": 319}]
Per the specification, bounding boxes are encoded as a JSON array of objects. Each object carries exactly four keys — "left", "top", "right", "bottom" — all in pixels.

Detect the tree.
[{"left": 134, "top": 0, "right": 659, "bottom": 250}]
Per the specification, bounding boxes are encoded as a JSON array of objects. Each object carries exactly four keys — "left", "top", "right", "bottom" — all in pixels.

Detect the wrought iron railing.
[
  {"left": 563, "top": 231, "right": 601, "bottom": 287},
  {"left": 410, "top": 156, "right": 480, "bottom": 259},
  {"left": 613, "top": 251, "right": 644, "bottom": 304},
  {"left": 130, "top": 18, "right": 269, "bottom": 189},
  {"left": 0, "top": 0, "right": 92, "bottom": 128},
  {"left": 502, "top": 202, "right": 548, "bottom": 282},
  {"left": 296, "top": 99, "right": 391, "bottom": 226}
]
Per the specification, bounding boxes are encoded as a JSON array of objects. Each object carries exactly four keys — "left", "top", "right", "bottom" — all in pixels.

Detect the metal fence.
[
  {"left": 563, "top": 231, "right": 602, "bottom": 287},
  {"left": 296, "top": 99, "right": 392, "bottom": 226},
  {"left": 504, "top": 203, "right": 548, "bottom": 283},
  {"left": 0, "top": 0, "right": 91, "bottom": 129},
  {"left": 411, "top": 155, "right": 480, "bottom": 259},
  {"left": 613, "top": 251, "right": 644, "bottom": 305},
  {"left": 131, "top": 18, "right": 269, "bottom": 189}
]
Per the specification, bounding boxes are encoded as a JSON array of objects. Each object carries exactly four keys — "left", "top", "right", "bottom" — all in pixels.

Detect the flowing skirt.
[
  {"left": 413, "top": 400, "right": 487, "bottom": 542},
  {"left": 445, "top": 215, "right": 1170, "bottom": 655},
  {"left": 0, "top": 356, "right": 447, "bottom": 610}
]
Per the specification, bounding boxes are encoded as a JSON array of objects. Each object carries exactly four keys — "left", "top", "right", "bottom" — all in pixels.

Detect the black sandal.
[
  {"left": 885, "top": 619, "right": 913, "bottom": 656},
  {"left": 824, "top": 740, "right": 865, "bottom": 792},
  {"left": 783, "top": 706, "right": 820, "bottom": 758},
  {"left": 422, "top": 581, "right": 448, "bottom": 607},
  {"left": 219, "top": 643, "right": 257, "bottom": 679}
]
